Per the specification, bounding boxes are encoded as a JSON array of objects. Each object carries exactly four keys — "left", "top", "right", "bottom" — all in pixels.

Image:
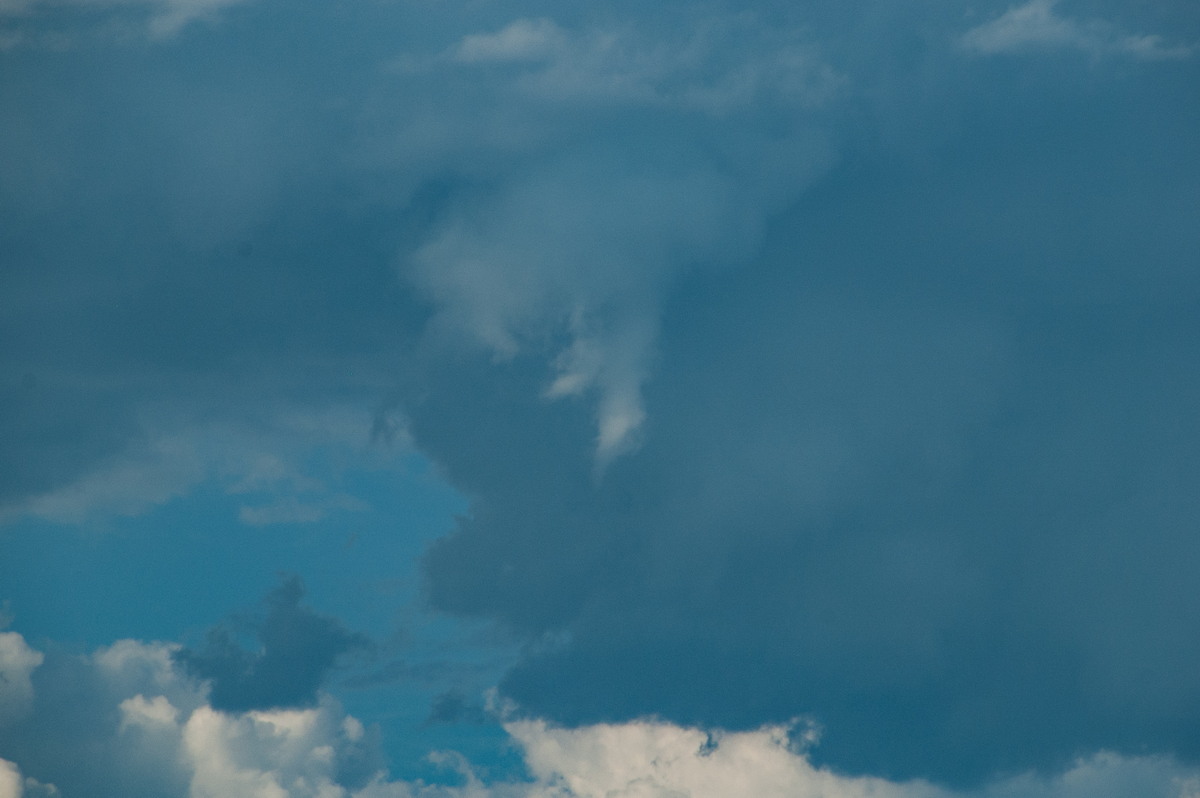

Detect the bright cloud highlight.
[
  {"left": 0, "top": 632, "right": 42, "bottom": 725},
  {"left": 3, "top": 632, "right": 1200, "bottom": 798}
]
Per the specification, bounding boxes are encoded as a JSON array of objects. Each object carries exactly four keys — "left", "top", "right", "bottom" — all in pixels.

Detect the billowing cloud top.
[{"left": 2, "top": 627, "right": 1199, "bottom": 797}]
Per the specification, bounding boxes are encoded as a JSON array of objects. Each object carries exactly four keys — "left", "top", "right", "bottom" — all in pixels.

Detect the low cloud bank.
[{"left": 1, "top": 629, "right": 1199, "bottom": 798}]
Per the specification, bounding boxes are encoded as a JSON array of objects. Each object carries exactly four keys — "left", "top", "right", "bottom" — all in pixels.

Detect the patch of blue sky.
[
  {"left": 1, "top": 450, "right": 460, "bottom": 643},
  {"left": 0, "top": 447, "right": 520, "bottom": 778}
]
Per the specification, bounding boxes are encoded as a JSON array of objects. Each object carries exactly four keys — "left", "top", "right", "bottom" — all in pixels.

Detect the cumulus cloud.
[
  {"left": 960, "top": 0, "right": 1193, "bottom": 60},
  {"left": 0, "top": 637, "right": 206, "bottom": 797},
  {"left": 0, "top": 630, "right": 375, "bottom": 798},
  {"left": 506, "top": 718, "right": 928, "bottom": 798},
  {"left": 2, "top": 619, "right": 1200, "bottom": 797},
  {"left": 7, "top": 662, "right": 1200, "bottom": 798},
  {"left": 0, "top": 760, "right": 17, "bottom": 798},
  {"left": 445, "top": 16, "right": 844, "bottom": 111},
  {"left": 0, "top": 759, "right": 56, "bottom": 798},
  {"left": 0, "top": 632, "right": 42, "bottom": 725},
  {"left": 504, "top": 722, "right": 1200, "bottom": 798},
  {"left": 183, "top": 701, "right": 373, "bottom": 798}
]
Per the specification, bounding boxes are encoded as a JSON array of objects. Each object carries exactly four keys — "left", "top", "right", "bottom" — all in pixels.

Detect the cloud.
[
  {"left": 0, "top": 637, "right": 206, "bottom": 797},
  {"left": 405, "top": 14, "right": 841, "bottom": 461},
  {"left": 7, "top": 657, "right": 1200, "bottom": 798},
  {"left": 455, "top": 19, "right": 567, "bottom": 64},
  {"left": 0, "top": 400, "right": 394, "bottom": 527},
  {"left": 0, "top": 0, "right": 252, "bottom": 42},
  {"left": 503, "top": 720, "right": 1200, "bottom": 798},
  {"left": 2, "top": 619, "right": 1199, "bottom": 798},
  {"left": 183, "top": 701, "right": 374, "bottom": 798},
  {"left": 0, "top": 631, "right": 379, "bottom": 798},
  {"left": 0, "top": 759, "right": 17, "bottom": 798},
  {"left": 506, "top": 718, "right": 934, "bottom": 798},
  {"left": 0, "top": 633, "right": 42, "bottom": 725},
  {"left": 0, "top": 24, "right": 421, "bottom": 526},
  {"left": 3, "top": 0, "right": 1200, "bottom": 793},
  {"left": 174, "top": 577, "right": 370, "bottom": 713},
  {"left": 408, "top": 11, "right": 1200, "bottom": 779},
  {"left": 960, "top": 0, "right": 1193, "bottom": 60},
  {"left": 0, "top": 759, "right": 56, "bottom": 798}
]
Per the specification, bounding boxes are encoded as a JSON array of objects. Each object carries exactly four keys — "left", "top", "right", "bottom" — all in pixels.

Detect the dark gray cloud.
[
  {"left": 2, "top": 0, "right": 1199, "bottom": 792},
  {"left": 175, "top": 576, "right": 370, "bottom": 712},
  {"left": 0, "top": 6, "right": 430, "bottom": 522},
  {"left": 405, "top": 7, "right": 1200, "bottom": 787}
]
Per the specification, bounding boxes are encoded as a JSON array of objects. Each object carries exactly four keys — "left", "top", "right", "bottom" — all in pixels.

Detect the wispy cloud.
[
  {"left": 0, "top": 401, "right": 393, "bottom": 527},
  {"left": 0, "top": 0, "right": 252, "bottom": 43},
  {"left": 960, "top": 0, "right": 1193, "bottom": 60},
  {"left": 406, "top": 15, "right": 842, "bottom": 462},
  {"left": 454, "top": 18, "right": 567, "bottom": 65}
]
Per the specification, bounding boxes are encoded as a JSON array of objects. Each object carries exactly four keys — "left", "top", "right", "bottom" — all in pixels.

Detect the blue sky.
[{"left": 2, "top": 0, "right": 1199, "bottom": 796}]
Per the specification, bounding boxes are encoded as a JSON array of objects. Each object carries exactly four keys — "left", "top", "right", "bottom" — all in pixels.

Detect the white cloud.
[
  {"left": 2, "top": 634, "right": 1200, "bottom": 798},
  {"left": 0, "top": 761, "right": 53, "bottom": 798},
  {"left": 508, "top": 718, "right": 943, "bottom": 798},
  {"left": 0, "top": 633, "right": 42, "bottom": 725},
  {"left": 120, "top": 694, "right": 182, "bottom": 731},
  {"left": 960, "top": 0, "right": 1192, "bottom": 60},
  {"left": 504, "top": 719, "right": 1200, "bottom": 798},
  {"left": 455, "top": 18, "right": 567, "bottom": 64},
  {"left": 184, "top": 703, "right": 353, "bottom": 798},
  {"left": 0, "top": 759, "right": 21, "bottom": 798}
]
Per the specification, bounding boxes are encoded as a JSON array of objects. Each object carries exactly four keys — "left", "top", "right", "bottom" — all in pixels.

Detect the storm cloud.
[
  {"left": 1, "top": 0, "right": 1198, "bottom": 794},
  {"left": 402, "top": 1, "right": 1200, "bottom": 787}
]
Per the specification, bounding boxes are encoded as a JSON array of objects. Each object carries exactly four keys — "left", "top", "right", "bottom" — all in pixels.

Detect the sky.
[{"left": 1, "top": 0, "right": 1199, "bottom": 796}]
